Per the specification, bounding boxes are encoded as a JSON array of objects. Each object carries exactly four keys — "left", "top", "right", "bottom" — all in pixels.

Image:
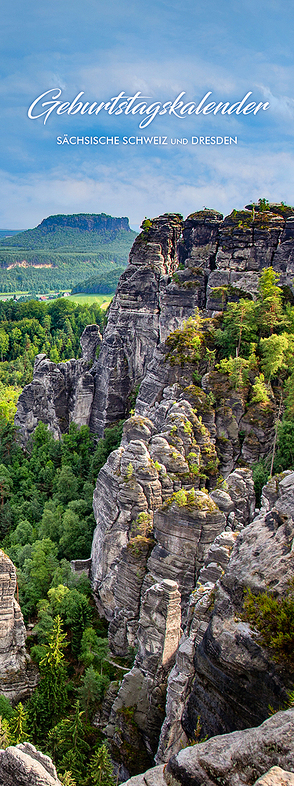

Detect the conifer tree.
[
  {"left": 9, "top": 702, "right": 30, "bottom": 744},
  {"left": 89, "top": 744, "right": 115, "bottom": 786},
  {"left": 28, "top": 615, "right": 68, "bottom": 742},
  {"left": 257, "top": 267, "right": 285, "bottom": 336}
]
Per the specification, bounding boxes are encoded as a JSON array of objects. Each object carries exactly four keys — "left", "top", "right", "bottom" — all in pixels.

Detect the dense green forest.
[
  {"left": 71, "top": 267, "right": 124, "bottom": 295},
  {"left": 0, "top": 297, "right": 105, "bottom": 388},
  {"left": 0, "top": 293, "right": 126, "bottom": 784},
  {"left": 0, "top": 213, "right": 136, "bottom": 294},
  {"left": 0, "top": 418, "right": 125, "bottom": 784}
]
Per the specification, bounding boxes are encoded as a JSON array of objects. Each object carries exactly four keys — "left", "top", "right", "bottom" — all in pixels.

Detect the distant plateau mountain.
[{"left": 0, "top": 212, "right": 137, "bottom": 294}]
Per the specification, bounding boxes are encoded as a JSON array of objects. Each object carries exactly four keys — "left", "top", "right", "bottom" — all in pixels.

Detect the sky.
[{"left": 0, "top": 0, "right": 293, "bottom": 229}]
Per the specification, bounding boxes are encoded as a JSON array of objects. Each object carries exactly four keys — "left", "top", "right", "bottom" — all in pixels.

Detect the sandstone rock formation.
[
  {"left": 0, "top": 742, "right": 61, "bottom": 786},
  {"left": 16, "top": 204, "right": 294, "bottom": 450},
  {"left": 105, "top": 580, "right": 181, "bottom": 768},
  {"left": 122, "top": 711, "right": 294, "bottom": 786},
  {"left": 165, "top": 709, "right": 294, "bottom": 786},
  {"left": 182, "top": 471, "right": 294, "bottom": 741},
  {"left": 155, "top": 527, "right": 239, "bottom": 763},
  {"left": 12, "top": 204, "right": 294, "bottom": 779},
  {"left": 0, "top": 550, "right": 37, "bottom": 702},
  {"left": 15, "top": 324, "right": 101, "bottom": 444}
]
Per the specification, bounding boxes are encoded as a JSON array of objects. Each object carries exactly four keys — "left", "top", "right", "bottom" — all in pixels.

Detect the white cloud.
[{"left": 0, "top": 144, "right": 293, "bottom": 229}]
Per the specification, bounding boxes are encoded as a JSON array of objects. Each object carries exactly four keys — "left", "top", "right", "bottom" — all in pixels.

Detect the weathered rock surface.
[
  {"left": 0, "top": 742, "right": 61, "bottom": 786},
  {"left": 183, "top": 472, "right": 294, "bottom": 740},
  {"left": 165, "top": 709, "right": 294, "bottom": 786},
  {"left": 0, "top": 550, "right": 37, "bottom": 702},
  {"left": 105, "top": 580, "right": 181, "bottom": 768},
  {"left": 155, "top": 527, "right": 238, "bottom": 763},
  {"left": 122, "top": 765, "right": 165, "bottom": 786},
  {"left": 254, "top": 767, "right": 294, "bottom": 786},
  {"left": 15, "top": 324, "right": 101, "bottom": 443},
  {"left": 91, "top": 386, "right": 252, "bottom": 657},
  {"left": 16, "top": 205, "right": 294, "bottom": 450},
  {"left": 88, "top": 214, "right": 184, "bottom": 435}
]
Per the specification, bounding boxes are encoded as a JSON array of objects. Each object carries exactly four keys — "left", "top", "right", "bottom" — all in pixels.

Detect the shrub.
[{"left": 243, "top": 584, "right": 294, "bottom": 668}]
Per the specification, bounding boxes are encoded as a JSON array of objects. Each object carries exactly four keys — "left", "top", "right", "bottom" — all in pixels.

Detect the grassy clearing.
[{"left": 66, "top": 294, "right": 113, "bottom": 308}]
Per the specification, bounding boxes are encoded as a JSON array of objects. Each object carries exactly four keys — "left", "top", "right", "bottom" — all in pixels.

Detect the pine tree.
[
  {"left": 9, "top": 702, "right": 30, "bottom": 744},
  {"left": 0, "top": 716, "right": 10, "bottom": 749},
  {"left": 57, "top": 701, "right": 90, "bottom": 778},
  {"left": 89, "top": 744, "right": 115, "bottom": 786},
  {"left": 28, "top": 615, "right": 68, "bottom": 742},
  {"left": 257, "top": 267, "right": 285, "bottom": 336}
]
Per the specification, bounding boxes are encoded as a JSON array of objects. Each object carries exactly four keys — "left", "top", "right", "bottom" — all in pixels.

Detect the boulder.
[
  {"left": 165, "top": 709, "right": 294, "bottom": 786},
  {"left": 0, "top": 742, "right": 61, "bottom": 786}
]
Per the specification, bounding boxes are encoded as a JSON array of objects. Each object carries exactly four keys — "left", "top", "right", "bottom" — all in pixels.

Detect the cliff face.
[
  {"left": 0, "top": 550, "right": 37, "bottom": 702},
  {"left": 16, "top": 204, "right": 294, "bottom": 448},
  {"left": 89, "top": 213, "right": 184, "bottom": 434},
  {"left": 0, "top": 742, "right": 61, "bottom": 786},
  {"left": 15, "top": 324, "right": 101, "bottom": 443},
  {"left": 182, "top": 471, "right": 294, "bottom": 741},
  {"left": 12, "top": 205, "right": 294, "bottom": 775}
]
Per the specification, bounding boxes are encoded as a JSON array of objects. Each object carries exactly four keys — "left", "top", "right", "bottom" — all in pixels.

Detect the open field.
[
  {"left": 0, "top": 292, "right": 114, "bottom": 308},
  {"left": 66, "top": 294, "right": 113, "bottom": 308}
]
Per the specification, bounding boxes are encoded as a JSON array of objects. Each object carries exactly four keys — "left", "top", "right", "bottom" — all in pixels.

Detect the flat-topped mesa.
[{"left": 0, "top": 550, "right": 37, "bottom": 702}]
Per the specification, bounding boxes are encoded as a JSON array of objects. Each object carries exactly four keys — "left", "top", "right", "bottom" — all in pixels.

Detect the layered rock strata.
[
  {"left": 91, "top": 396, "right": 255, "bottom": 657},
  {"left": 105, "top": 579, "right": 181, "bottom": 767},
  {"left": 16, "top": 204, "right": 294, "bottom": 447},
  {"left": 15, "top": 324, "right": 101, "bottom": 443},
  {"left": 0, "top": 550, "right": 37, "bottom": 702},
  {"left": 182, "top": 472, "right": 294, "bottom": 740},
  {"left": 155, "top": 526, "right": 239, "bottom": 763}
]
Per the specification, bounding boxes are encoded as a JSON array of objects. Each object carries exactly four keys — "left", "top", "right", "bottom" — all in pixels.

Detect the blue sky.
[{"left": 0, "top": 0, "right": 293, "bottom": 228}]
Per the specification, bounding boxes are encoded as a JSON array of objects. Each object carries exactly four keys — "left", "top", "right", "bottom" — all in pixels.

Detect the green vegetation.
[
  {"left": 66, "top": 295, "right": 112, "bottom": 308},
  {"left": 71, "top": 268, "right": 124, "bottom": 295},
  {"left": 0, "top": 609, "right": 119, "bottom": 785},
  {"left": 0, "top": 418, "right": 124, "bottom": 615},
  {"left": 0, "top": 297, "right": 105, "bottom": 388},
  {"left": 166, "top": 267, "right": 294, "bottom": 492},
  {"left": 0, "top": 213, "right": 136, "bottom": 295},
  {"left": 0, "top": 411, "right": 125, "bottom": 783},
  {"left": 243, "top": 584, "right": 294, "bottom": 669}
]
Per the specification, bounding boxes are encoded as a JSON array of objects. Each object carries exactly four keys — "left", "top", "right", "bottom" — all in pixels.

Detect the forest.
[{"left": 0, "top": 214, "right": 136, "bottom": 294}]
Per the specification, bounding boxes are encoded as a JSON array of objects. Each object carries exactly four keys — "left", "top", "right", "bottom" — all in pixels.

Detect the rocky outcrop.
[
  {"left": 254, "top": 768, "right": 294, "bottom": 786},
  {"left": 0, "top": 550, "right": 37, "bottom": 702},
  {"left": 122, "top": 710, "right": 294, "bottom": 786},
  {"left": 16, "top": 204, "right": 294, "bottom": 451},
  {"left": 105, "top": 579, "right": 181, "bottom": 769},
  {"left": 15, "top": 324, "right": 101, "bottom": 443},
  {"left": 88, "top": 214, "right": 184, "bottom": 435},
  {"left": 0, "top": 742, "right": 61, "bottom": 786},
  {"left": 165, "top": 709, "right": 294, "bottom": 786},
  {"left": 155, "top": 527, "right": 239, "bottom": 763},
  {"left": 182, "top": 472, "right": 294, "bottom": 741}
]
